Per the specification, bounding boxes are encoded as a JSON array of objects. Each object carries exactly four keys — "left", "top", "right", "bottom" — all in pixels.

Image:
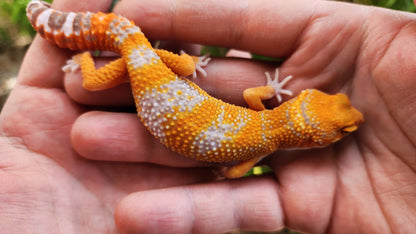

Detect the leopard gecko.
[{"left": 26, "top": 0, "right": 364, "bottom": 178}]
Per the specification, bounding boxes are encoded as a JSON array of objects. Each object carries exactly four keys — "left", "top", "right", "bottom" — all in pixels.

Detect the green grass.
[{"left": 338, "top": 0, "right": 416, "bottom": 12}]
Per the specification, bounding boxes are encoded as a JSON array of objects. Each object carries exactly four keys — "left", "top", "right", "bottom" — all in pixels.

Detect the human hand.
[
  {"left": 2, "top": 0, "right": 416, "bottom": 233},
  {"left": 107, "top": 0, "right": 415, "bottom": 233},
  {"left": 0, "top": 0, "right": 216, "bottom": 233}
]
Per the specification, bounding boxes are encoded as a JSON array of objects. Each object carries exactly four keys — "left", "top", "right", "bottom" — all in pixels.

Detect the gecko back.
[{"left": 26, "top": 0, "right": 364, "bottom": 178}]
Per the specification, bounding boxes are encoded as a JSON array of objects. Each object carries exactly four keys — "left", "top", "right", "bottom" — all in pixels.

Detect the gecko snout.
[{"left": 328, "top": 93, "right": 364, "bottom": 142}]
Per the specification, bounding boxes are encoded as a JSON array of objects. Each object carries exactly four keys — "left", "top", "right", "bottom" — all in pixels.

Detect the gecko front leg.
[{"left": 243, "top": 68, "right": 293, "bottom": 111}]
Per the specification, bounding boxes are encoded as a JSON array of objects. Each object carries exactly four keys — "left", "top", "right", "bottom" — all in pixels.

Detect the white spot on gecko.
[
  {"left": 194, "top": 109, "right": 248, "bottom": 156},
  {"left": 128, "top": 45, "right": 159, "bottom": 69},
  {"left": 35, "top": 8, "right": 53, "bottom": 33},
  {"left": 138, "top": 79, "right": 208, "bottom": 141},
  {"left": 109, "top": 17, "right": 142, "bottom": 45},
  {"left": 62, "top": 12, "right": 76, "bottom": 36}
]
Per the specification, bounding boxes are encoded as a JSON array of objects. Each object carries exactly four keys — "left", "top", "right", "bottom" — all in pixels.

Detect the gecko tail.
[{"left": 26, "top": 0, "right": 144, "bottom": 53}]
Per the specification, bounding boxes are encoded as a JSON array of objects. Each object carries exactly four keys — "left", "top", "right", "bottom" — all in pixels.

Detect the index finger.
[{"left": 114, "top": 0, "right": 314, "bottom": 57}]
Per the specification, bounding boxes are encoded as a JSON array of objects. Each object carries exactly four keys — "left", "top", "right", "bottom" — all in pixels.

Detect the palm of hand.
[
  {"left": 267, "top": 8, "right": 416, "bottom": 232},
  {"left": 0, "top": 0, "right": 415, "bottom": 233}
]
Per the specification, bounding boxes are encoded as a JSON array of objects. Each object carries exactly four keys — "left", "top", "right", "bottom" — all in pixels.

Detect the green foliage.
[
  {"left": 201, "top": 46, "right": 230, "bottom": 57},
  {"left": 375, "top": 0, "right": 416, "bottom": 11},
  {"left": 340, "top": 0, "right": 416, "bottom": 12},
  {"left": 109, "top": 0, "right": 120, "bottom": 12},
  {"left": 0, "top": 0, "right": 51, "bottom": 38},
  {"left": 251, "top": 53, "right": 284, "bottom": 62}
]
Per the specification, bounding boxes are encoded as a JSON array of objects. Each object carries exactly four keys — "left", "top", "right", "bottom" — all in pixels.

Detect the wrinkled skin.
[{"left": 0, "top": 0, "right": 415, "bottom": 233}]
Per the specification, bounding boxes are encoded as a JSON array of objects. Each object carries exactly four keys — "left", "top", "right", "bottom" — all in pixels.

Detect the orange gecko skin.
[{"left": 26, "top": 0, "right": 364, "bottom": 178}]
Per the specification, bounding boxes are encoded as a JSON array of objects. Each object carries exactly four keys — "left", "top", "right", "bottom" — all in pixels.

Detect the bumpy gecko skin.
[{"left": 26, "top": 0, "right": 364, "bottom": 178}]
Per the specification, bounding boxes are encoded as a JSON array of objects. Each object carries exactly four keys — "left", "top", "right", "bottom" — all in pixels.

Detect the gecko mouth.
[
  {"left": 341, "top": 108, "right": 364, "bottom": 134},
  {"left": 330, "top": 125, "right": 359, "bottom": 144},
  {"left": 342, "top": 125, "right": 359, "bottom": 133}
]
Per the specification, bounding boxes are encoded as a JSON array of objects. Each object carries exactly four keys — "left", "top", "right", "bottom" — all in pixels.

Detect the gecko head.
[{"left": 296, "top": 89, "right": 364, "bottom": 147}]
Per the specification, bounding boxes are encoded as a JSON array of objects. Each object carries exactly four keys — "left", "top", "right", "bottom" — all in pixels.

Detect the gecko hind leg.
[
  {"left": 63, "top": 50, "right": 210, "bottom": 92},
  {"left": 223, "top": 155, "right": 266, "bottom": 179},
  {"left": 155, "top": 49, "right": 210, "bottom": 78},
  {"left": 62, "top": 52, "right": 128, "bottom": 91}
]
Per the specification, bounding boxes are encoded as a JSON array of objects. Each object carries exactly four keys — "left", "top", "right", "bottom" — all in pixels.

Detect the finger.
[
  {"left": 96, "top": 162, "right": 217, "bottom": 194},
  {"left": 115, "top": 177, "right": 284, "bottom": 233},
  {"left": 271, "top": 148, "right": 337, "bottom": 233},
  {"left": 193, "top": 58, "right": 282, "bottom": 106},
  {"left": 71, "top": 111, "right": 208, "bottom": 167},
  {"left": 52, "top": 0, "right": 112, "bottom": 12},
  {"left": 114, "top": 0, "right": 311, "bottom": 57}
]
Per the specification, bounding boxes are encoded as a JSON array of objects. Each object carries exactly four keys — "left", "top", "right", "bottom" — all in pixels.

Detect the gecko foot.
[
  {"left": 180, "top": 50, "right": 211, "bottom": 78},
  {"left": 62, "top": 54, "right": 83, "bottom": 73},
  {"left": 62, "top": 59, "right": 80, "bottom": 73},
  {"left": 193, "top": 54, "right": 211, "bottom": 78},
  {"left": 266, "top": 68, "right": 293, "bottom": 103}
]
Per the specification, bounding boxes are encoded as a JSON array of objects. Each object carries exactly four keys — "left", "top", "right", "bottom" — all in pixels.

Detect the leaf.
[{"left": 200, "top": 46, "right": 229, "bottom": 57}]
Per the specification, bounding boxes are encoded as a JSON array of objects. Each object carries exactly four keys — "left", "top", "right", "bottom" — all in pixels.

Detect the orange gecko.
[{"left": 26, "top": 0, "right": 364, "bottom": 178}]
